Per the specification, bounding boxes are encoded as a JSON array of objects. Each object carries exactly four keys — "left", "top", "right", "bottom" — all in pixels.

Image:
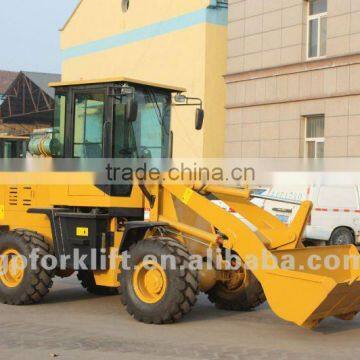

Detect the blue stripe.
[{"left": 62, "top": 8, "right": 228, "bottom": 60}]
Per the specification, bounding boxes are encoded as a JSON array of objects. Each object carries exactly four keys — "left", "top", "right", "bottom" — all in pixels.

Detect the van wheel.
[{"left": 329, "top": 227, "right": 354, "bottom": 246}]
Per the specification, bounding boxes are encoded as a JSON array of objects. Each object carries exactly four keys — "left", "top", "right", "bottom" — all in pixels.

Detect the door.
[
  {"left": 73, "top": 93, "right": 105, "bottom": 158},
  {"left": 69, "top": 91, "right": 106, "bottom": 196}
]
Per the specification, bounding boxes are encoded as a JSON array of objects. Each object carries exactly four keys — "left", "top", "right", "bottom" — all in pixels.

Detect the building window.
[
  {"left": 308, "top": 0, "right": 327, "bottom": 59},
  {"left": 305, "top": 115, "right": 325, "bottom": 158}
]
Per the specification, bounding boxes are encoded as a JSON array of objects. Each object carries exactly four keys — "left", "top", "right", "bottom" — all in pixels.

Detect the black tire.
[
  {"left": 329, "top": 227, "right": 354, "bottom": 246},
  {"left": 77, "top": 270, "right": 118, "bottom": 296},
  {"left": 119, "top": 237, "right": 199, "bottom": 324},
  {"left": 0, "top": 229, "right": 54, "bottom": 305},
  {"left": 207, "top": 270, "right": 266, "bottom": 311}
]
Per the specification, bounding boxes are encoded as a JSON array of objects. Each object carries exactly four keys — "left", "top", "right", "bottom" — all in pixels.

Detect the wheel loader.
[{"left": 0, "top": 77, "right": 360, "bottom": 329}]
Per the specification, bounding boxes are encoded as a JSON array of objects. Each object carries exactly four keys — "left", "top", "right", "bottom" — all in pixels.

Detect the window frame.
[
  {"left": 304, "top": 115, "right": 325, "bottom": 158},
  {"left": 52, "top": 93, "right": 67, "bottom": 158},
  {"left": 307, "top": 0, "right": 328, "bottom": 60}
]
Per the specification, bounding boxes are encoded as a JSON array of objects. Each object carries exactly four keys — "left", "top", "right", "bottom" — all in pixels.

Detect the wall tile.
[
  {"left": 245, "top": 15, "right": 263, "bottom": 35},
  {"left": 260, "top": 121, "right": 279, "bottom": 139},
  {"left": 325, "top": 116, "right": 348, "bottom": 137},
  {"left": 242, "top": 141, "right": 260, "bottom": 157},
  {"left": 282, "top": 5, "right": 303, "bottom": 28},
  {"left": 325, "top": 136, "right": 348, "bottom": 157},
  {"left": 279, "top": 139, "right": 300, "bottom": 157},
  {"left": 348, "top": 136, "right": 360, "bottom": 156},
  {"left": 229, "top": 1, "right": 246, "bottom": 22},
  {"left": 263, "top": 10, "right": 282, "bottom": 32},
  {"left": 348, "top": 115, "right": 360, "bottom": 135}
]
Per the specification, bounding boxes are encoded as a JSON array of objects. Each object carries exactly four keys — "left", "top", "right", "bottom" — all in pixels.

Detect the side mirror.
[
  {"left": 125, "top": 98, "right": 138, "bottom": 122},
  {"left": 174, "top": 93, "right": 187, "bottom": 103},
  {"left": 195, "top": 108, "right": 204, "bottom": 130}
]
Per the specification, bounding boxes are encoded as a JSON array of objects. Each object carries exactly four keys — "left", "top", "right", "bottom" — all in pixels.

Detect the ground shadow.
[
  {"left": 313, "top": 316, "right": 360, "bottom": 335},
  {"left": 39, "top": 278, "right": 360, "bottom": 334}
]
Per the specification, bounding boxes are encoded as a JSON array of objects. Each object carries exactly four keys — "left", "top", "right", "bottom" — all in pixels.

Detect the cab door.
[{"left": 68, "top": 90, "right": 107, "bottom": 196}]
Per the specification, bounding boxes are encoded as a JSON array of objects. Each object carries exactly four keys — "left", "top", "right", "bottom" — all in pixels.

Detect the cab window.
[{"left": 73, "top": 93, "right": 105, "bottom": 158}]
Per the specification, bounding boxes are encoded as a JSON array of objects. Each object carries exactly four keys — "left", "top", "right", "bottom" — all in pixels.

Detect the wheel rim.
[
  {"left": 133, "top": 261, "right": 167, "bottom": 304},
  {"left": 0, "top": 248, "right": 25, "bottom": 288},
  {"left": 223, "top": 268, "right": 247, "bottom": 292},
  {"left": 335, "top": 234, "right": 351, "bottom": 245}
]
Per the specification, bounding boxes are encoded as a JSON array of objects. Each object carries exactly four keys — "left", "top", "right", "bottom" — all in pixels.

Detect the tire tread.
[{"left": 0, "top": 229, "right": 54, "bottom": 305}]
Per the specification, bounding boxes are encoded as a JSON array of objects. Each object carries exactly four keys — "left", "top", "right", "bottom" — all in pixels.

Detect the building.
[
  {"left": 0, "top": 71, "right": 17, "bottom": 105},
  {"left": 60, "top": 0, "right": 228, "bottom": 158},
  {"left": 0, "top": 71, "right": 61, "bottom": 135},
  {"left": 225, "top": 0, "right": 360, "bottom": 158}
]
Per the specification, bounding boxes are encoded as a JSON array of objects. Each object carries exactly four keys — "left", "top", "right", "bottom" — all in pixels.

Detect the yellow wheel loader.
[{"left": 0, "top": 77, "right": 360, "bottom": 328}]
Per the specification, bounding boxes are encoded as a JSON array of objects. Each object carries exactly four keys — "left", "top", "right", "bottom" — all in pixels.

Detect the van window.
[{"left": 317, "top": 186, "right": 358, "bottom": 209}]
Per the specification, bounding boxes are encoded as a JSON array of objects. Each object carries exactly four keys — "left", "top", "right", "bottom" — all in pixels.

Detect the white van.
[{"left": 262, "top": 185, "right": 360, "bottom": 246}]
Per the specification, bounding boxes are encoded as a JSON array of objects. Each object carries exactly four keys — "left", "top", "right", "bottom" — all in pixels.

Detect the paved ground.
[{"left": 1, "top": 276, "right": 360, "bottom": 360}]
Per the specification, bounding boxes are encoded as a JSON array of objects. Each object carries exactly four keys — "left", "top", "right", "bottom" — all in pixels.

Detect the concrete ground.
[{"left": 1, "top": 276, "right": 360, "bottom": 360}]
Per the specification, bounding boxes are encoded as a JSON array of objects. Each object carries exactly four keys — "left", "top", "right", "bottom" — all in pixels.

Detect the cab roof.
[{"left": 49, "top": 76, "right": 186, "bottom": 93}]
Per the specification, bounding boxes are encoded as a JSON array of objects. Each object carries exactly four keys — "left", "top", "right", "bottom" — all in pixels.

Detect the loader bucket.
[{"left": 262, "top": 245, "right": 360, "bottom": 328}]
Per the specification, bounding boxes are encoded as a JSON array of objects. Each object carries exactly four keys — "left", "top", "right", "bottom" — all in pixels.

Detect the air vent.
[
  {"left": 6, "top": 186, "right": 33, "bottom": 207},
  {"left": 7, "top": 187, "right": 18, "bottom": 206},
  {"left": 23, "top": 199, "right": 32, "bottom": 207},
  {"left": 22, "top": 186, "right": 33, "bottom": 207}
]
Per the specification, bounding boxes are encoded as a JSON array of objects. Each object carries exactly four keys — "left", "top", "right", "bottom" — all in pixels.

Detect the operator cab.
[{"left": 50, "top": 77, "right": 203, "bottom": 159}]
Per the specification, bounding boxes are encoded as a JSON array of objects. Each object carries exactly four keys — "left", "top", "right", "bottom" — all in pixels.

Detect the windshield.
[{"left": 113, "top": 87, "right": 171, "bottom": 158}]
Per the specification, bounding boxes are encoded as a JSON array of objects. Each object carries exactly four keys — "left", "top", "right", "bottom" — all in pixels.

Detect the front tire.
[
  {"left": 0, "top": 229, "right": 54, "bottom": 305},
  {"left": 119, "top": 237, "right": 199, "bottom": 324}
]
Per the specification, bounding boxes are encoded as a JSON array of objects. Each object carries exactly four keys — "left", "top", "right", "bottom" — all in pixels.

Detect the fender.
[{"left": 120, "top": 221, "right": 168, "bottom": 252}]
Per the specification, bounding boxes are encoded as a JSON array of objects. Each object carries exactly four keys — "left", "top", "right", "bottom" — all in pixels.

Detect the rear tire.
[
  {"left": 329, "top": 227, "right": 354, "bottom": 246},
  {"left": 119, "top": 237, "right": 199, "bottom": 324},
  {"left": 77, "top": 270, "right": 118, "bottom": 296},
  {"left": 207, "top": 270, "right": 265, "bottom": 311},
  {"left": 0, "top": 229, "right": 54, "bottom": 305}
]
